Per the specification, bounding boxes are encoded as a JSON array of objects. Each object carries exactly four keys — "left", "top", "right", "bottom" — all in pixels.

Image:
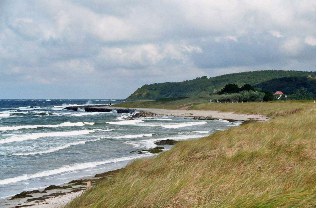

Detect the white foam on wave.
[
  {"left": 144, "top": 117, "right": 173, "bottom": 121},
  {"left": 193, "top": 130, "right": 210, "bottom": 134},
  {"left": 160, "top": 121, "right": 207, "bottom": 129},
  {"left": 72, "top": 112, "right": 110, "bottom": 117},
  {"left": 107, "top": 119, "right": 144, "bottom": 125},
  {"left": 13, "top": 139, "right": 101, "bottom": 156},
  {"left": 18, "top": 106, "right": 41, "bottom": 111},
  {"left": 0, "top": 155, "right": 146, "bottom": 185},
  {"left": 108, "top": 119, "right": 206, "bottom": 129},
  {"left": 94, "top": 129, "right": 114, "bottom": 132},
  {"left": 0, "top": 122, "right": 95, "bottom": 131},
  {"left": 218, "top": 119, "right": 230, "bottom": 123},
  {"left": 0, "top": 130, "right": 95, "bottom": 144},
  {"left": 51, "top": 106, "right": 66, "bottom": 111},
  {"left": 228, "top": 121, "right": 243, "bottom": 126},
  {"left": 125, "top": 134, "right": 207, "bottom": 149},
  {"left": 117, "top": 114, "right": 130, "bottom": 120},
  {"left": 0, "top": 113, "right": 10, "bottom": 118},
  {"left": 125, "top": 140, "right": 157, "bottom": 149},
  {"left": 112, "top": 133, "right": 153, "bottom": 139},
  {"left": 51, "top": 111, "right": 111, "bottom": 117}
]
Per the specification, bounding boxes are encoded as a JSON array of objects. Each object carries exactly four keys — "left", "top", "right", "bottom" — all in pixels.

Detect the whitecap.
[
  {"left": 107, "top": 120, "right": 206, "bottom": 129},
  {"left": 0, "top": 130, "right": 95, "bottom": 144},
  {"left": 71, "top": 112, "right": 110, "bottom": 117},
  {"left": 112, "top": 133, "right": 152, "bottom": 139},
  {"left": 0, "top": 113, "right": 10, "bottom": 118},
  {"left": 13, "top": 139, "right": 101, "bottom": 156},
  {"left": 0, "top": 122, "right": 95, "bottom": 132},
  {"left": 193, "top": 130, "right": 210, "bottom": 134},
  {"left": 160, "top": 121, "right": 207, "bottom": 129},
  {"left": 107, "top": 119, "right": 144, "bottom": 126},
  {"left": 144, "top": 117, "right": 173, "bottom": 121},
  {"left": 125, "top": 134, "right": 206, "bottom": 149},
  {"left": 18, "top": 106, "right": 41, "bottom": 111},
  {"left": 0, "top": 155, "right": 147, "bottom": 185},
  {"left": 218, "top": 119, "right": 230, "bottom": 123}
]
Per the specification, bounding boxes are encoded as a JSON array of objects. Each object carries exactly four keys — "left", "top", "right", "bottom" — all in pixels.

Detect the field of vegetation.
[{"left": 67, "top": 101, "right": 315, "bottom": 208}]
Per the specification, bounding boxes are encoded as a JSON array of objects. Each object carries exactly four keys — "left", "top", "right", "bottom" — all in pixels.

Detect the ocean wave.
[
  {"left": 0, "top": 130, "right": 95, "bottom": 144},
  {"left": 94, "top": 129, "right": 114, "bottom": 132},
  {"left": 218, "top": 119, "right": 230, "bottom": 123},
  {"left": 124, "top": 139, "right": 157, "bottom": 149},
  {"left": 0, "top": 112, "right": 10, "bottom": 118},
  {"left": 0, "top": 155, "right": 146, "bottom": 185},
  {"left": 107, "top": 119, "right": 206, "bottom": 129},
  {"left": 144, "top": 117, "right": 173, "bottom": 121},
  {"left": 125, "top": 134, "right": 206, "bottom": 149},
  {"left": 228, "top": 121, "right": 243, "bottom": 126},
  {"left": 71, "top": 112, "right": 111, "bottom": 117},
  {"left": 107, "top": 119, "right": 144, "bottom": 125},
  {"left": 160, "top": 121, "right": 207, "bottom": 129},
  {"left": 13, "top": 139, "right": 101, "bottom": 156},
  {"left": 137, "top": 121, "right": 207, "bottom": 129},
  {"left": 116, "top": 114, "right": 130, "bottom": 120},
  {"left": 18, "top": 106, "right": 41, "bottom": 111},
  {"left": 193, "top": 130, "right": 210, "bottom": 134},
  {"left": 0, "top": 122, "right": 94, "bottom": 132},
  {"left": 112, "top": 133, "right": 153, "bottom": 139}
]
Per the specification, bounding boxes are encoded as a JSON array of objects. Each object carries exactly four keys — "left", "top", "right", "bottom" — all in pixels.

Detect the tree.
[
  {"left": 218, "top": 84, "right": 240, "bottom": 94},
  {"left": 263, "top": 91, "right": 274, "bottom": 101},
  {"left": 240, "top": 84, "right": 255, "bottom": 91}
]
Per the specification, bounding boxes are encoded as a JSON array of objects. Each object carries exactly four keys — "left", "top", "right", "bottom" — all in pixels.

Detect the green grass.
[{"left": 67, "top": 101, "right": 315, "bottom": 208}]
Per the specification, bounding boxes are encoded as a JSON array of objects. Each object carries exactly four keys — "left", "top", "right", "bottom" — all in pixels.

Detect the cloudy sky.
[{"left": 0, "top": 0, "right": 315, "bottom": 98}]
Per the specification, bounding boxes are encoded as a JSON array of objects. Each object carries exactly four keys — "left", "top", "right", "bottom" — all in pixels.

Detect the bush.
[{"left": 211, "top": 91, "right": 264, "bottom": 102}]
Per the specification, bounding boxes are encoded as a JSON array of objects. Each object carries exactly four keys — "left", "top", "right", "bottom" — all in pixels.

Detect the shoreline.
[
  {"left": 1, "top": 108, "right": 268, "bottom": 208},
  {"left": 0, "top": 169, "right": 124, "bottom": 208},
  {"left": 135, "top": 108, "right": 269, "bottom": 121}
]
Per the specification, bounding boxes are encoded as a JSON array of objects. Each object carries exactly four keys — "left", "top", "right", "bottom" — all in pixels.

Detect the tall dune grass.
[{"left": 67, "top": 102, "right": 315, "bottom": 207}]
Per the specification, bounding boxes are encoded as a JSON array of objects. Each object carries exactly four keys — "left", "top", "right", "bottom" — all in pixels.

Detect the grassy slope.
[{"left": 67, "top": 102, "right": 316, "bottom": 208}]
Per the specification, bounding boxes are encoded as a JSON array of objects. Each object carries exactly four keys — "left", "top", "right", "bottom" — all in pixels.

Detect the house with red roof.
[
  {"left": 274, "top": 91, "right": 284, "bottom": 95},
  {"left": 273, "top": 91, "right": 286, "bottom": 99}
]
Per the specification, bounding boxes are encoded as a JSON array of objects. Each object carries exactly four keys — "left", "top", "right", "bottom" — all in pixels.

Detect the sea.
[{"left": 0, "top": 99, "right": 241, "bottom": 199}]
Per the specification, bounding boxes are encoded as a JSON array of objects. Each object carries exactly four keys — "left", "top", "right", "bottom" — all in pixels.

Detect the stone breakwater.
[{"left": 64, "top": 105, "right": 135, "bottom": 113}]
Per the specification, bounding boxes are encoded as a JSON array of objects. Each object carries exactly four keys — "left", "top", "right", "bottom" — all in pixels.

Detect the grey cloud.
[{"left": 0, "top": 0, "right": 315, "bottom": 98}]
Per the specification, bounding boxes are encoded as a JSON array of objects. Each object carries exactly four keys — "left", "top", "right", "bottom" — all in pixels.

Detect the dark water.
[{"left": 0, "top": 99, "right": 240, "bottom": 199}]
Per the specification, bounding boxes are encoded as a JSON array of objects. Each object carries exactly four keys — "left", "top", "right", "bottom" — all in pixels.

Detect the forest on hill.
[{"left": 127, "top": 70, "right": 316, "bottom": 101}]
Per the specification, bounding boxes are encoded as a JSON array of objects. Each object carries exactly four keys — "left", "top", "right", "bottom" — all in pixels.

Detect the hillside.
[
  {"left": 255, "top": 76, "right": 316, "bottom": 99},
  {"left": 127, "top": 70, "right": 315, "bottom": 100}
]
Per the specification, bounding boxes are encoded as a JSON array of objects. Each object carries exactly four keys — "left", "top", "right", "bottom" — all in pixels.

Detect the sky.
[{"left": 0, "top": 0, "right": 315, "bottom": 99}]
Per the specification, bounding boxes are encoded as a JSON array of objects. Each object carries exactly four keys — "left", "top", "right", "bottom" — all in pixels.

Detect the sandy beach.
[
  {"left": 135, "top": 108, "right": 269, "bottom": 121},
  {"left": 1, "top": 108, "right": 267, "bottom": 208},
  {"left": 28, "top": 191, "right": 83, "bottom": 208}
]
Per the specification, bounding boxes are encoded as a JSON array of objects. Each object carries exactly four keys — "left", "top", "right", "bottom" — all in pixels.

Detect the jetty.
[{"left": 64, "top": 105, "right": 135, "bottom": 114}]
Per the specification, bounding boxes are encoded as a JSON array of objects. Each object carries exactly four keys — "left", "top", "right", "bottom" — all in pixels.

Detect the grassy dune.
[{"left": 67, "top": 102, "right": 315, "bottom": 208}]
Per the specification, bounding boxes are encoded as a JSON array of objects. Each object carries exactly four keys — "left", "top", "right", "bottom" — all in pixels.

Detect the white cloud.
[
  {"left": 0, "top": 0, "right": 315, "bottom": 98},
  {"left": 269, "top": 31, "right": 283, "bottom": 38},
  {"left": 280, "top": 37, "right": 303, "bottom": 56},
  {"left": 305, "top": 36, "right": 316, "bottom": 46},
  {"left": 97, "top": 43, "right": 202, "bottom": 69}
]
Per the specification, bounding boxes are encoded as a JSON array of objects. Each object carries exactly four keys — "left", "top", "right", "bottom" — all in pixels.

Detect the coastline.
[
  {"left": 0, "top": 169, "right": 123, "bottom": 208},
  {"left": 134, "top": 108, "right": 269, "bottom": 121},
  {"left": 1, "top": 108, "right": 268, "bottom": 208}
]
